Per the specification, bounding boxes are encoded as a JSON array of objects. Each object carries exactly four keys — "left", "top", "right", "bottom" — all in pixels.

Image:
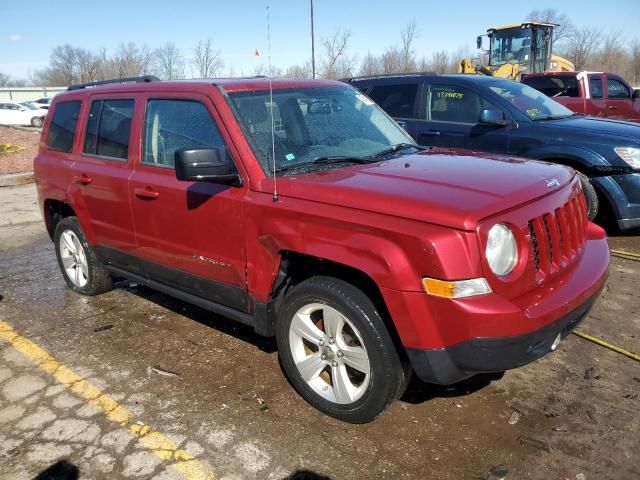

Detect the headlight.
[
  {"left": 486, "top": 224, "right": 518, "bottom": 276},
  {"left": 614, "top": 147, "right": 640, "bottom": 169}
]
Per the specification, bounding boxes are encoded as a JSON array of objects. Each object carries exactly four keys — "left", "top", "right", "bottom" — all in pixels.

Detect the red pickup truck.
[
  {"left": 34, "top": 76, "right": 609, "bottom": 423},
  {"left": 522, "top": 71, "right": 640, "bottom": 122}
]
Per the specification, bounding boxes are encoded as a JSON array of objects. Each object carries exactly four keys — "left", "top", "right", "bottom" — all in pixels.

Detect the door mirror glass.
[
  {"left": 633, "top": 89, "right": 640, "bottom": 100},
  {"left": 175, "top": 148, "right": 239, "bottom": 185},
  {"left": 479, "top": 109, "right": 508, "bottom": 126},
  {"left": 477, "top": 36, "right": 483, "bottom": 50}
]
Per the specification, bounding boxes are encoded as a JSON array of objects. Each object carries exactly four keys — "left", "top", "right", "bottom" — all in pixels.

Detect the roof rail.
[
  {"left": 67, "top": 75, "right": 160, "bottom": 91},
  {"left": 342, "top": 71, "right": 438, "bottom": 82}
]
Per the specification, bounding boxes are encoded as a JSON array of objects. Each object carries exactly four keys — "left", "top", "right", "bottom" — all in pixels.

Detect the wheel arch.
[
  {"left": 43, "top": 199, "right": 76, "bottom": 240},
  {"left": 256, "top": 251, "right": 408, "bottom": 361}
]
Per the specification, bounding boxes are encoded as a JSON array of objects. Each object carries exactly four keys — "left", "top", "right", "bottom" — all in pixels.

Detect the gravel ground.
[{"left": 0, "top": 126, "right": 41, "bottom": 175}]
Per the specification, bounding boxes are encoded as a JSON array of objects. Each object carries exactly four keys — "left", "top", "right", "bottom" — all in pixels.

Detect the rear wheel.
[
  {"left": 577, "top": 172, "right": 598, "bottom": 220},
  {"left": 54, "top": 217, "right": 113, "bottom": 295},
  {"left": 276, "top": 276, "right": 407, "bottom": 423},
  {"left": 31, "top": 116, "right": 44, "bottom": 128}
]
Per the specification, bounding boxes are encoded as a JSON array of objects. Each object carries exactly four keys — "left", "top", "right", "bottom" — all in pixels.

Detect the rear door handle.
[
  {"left": 421, "top": 130, "right": 441, "bottom": 137},
  {"left": 608, "top": 105, "right": 617, "bottom": 110},
  {"left": 74, "top": 174, "right": 93, "bottom": 185},
  {"left": 134, "top": 187, "right": 160, "bottom": 199}
]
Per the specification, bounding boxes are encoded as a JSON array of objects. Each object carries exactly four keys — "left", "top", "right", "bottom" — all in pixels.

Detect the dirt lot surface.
[
  {"left": 0, "top": 184, "right": 638, "bottom": 480},
  {"left": 0, "top": 126, "right": 40, "bottom": 175}
]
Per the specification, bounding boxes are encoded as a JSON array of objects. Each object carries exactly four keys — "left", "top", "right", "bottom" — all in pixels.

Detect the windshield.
[
  {"left": 20, "top": 102, "right": 39, "bottom": 110},
  {"left": 488, "top": 81, "right": 575, "bottom": 120},
  {"left": 489, "top": 27, "right": 531, "bottom": 66},
  {"left": 228, "top": 85, "right": 414, "bottom": 176}
]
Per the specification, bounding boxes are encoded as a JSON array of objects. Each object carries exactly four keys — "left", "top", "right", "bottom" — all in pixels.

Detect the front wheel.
[
  {"left": 276, "top": 276, "right": 407, "bottom": 423},
  {"left": 578, "top": 172, "right": 598, "bottom": 220},
  {"left": 31, "top": 116, "right": 44, "bottom": 128}
]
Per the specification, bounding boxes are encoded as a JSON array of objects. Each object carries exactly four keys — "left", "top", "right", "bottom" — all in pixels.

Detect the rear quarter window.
[
  {"left": 522, "top": 76, "right": 580, "bottom": 97},
  {"left": 46, "top": 101, "right": 82, "bottom": 152}
]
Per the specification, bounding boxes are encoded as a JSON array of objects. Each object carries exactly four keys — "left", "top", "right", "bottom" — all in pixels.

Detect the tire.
[
  {"left": 577, "top": 172, "right": 599, "bottom": 220},
  {"left": 276, "top": 276, "right": 407, "bottom": 423},
  {"left": 53, "top": 217, "right": 113, "bottom": 295},
  {"left": 31, "top": 116, "right": 44, "bottom": 128}
]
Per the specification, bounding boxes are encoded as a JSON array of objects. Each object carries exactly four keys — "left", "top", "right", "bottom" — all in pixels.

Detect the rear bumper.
[{"left": 406, "top": 287, "right": 601, "bottom": 384}]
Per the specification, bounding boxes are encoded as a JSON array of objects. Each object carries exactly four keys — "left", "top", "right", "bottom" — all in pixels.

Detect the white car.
[
  {"left": 0, "top": 101, "right": 48, "bottom": 128},
  {"left": 31, "top": 97, "right": 54, "bottom": 110}
]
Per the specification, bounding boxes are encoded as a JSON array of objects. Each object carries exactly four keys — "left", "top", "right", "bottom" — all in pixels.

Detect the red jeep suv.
[{"left": 34, "top": 76, "right": 609, "bottom": 423}]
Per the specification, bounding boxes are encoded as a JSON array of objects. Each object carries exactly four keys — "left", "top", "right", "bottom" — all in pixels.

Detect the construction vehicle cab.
[{"left": 461, "top": 22, "right": 574, "bottom": 80}]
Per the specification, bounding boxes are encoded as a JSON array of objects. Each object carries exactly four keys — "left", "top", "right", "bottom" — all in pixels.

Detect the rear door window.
[
  {"left": 46, "top": 101, "right": 82, "bottom": 152},
  {"left": 590, "top": 78, "right": 603, "bottom": 99},
  {"left": 427, "top": 85, "right": 495, "bottom": 124},
  {"left": 367, "top": 84, "right": 418, "bottom": 118},
  {"left": 142, "top": 99, "right": 227, "bottom": 167},
  {"left": 83, "top": 99, "right": 134, "bottom": 160}
]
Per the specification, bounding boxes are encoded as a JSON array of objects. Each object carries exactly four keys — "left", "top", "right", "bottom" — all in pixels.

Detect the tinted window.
[
  {"left": 608, "top": 79, "right": 630, "bottom": 99},
  {"left": 368, "top": 84, "right": 418, "bottom": 118},
  {"left": 83, "top": 99, "right": 134, "bottom": 159},
  {"left": 590, "top": 78, "right": 603, "bottom": 99},
  {"left": 522, "top": 75, "right": 580, "bottom": 97},
  {"left": 143, "top": 99, "right": 226, "bottom": 167},
  {"left": 46, "top": 101, "right": 81, "bottom": 152},
  {"left": 428, "top": 85, "right": 495, "bottom": 123}
]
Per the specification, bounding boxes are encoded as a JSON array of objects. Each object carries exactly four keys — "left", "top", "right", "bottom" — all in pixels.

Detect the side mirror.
[
  {"left": 19, "top": 107, "right": 26, "bottom": 112},
  {"left": 633, "top": 89, "right": 640, "bottom": 100},
  {"left": 479, "top": 109, "right": 509, "bottom": 126},
  {"left": 476, "top": 36, "right": 483, "bottom": 50},
  {"left": 175, "top": 148, "right": 240, "bottom": 185}
]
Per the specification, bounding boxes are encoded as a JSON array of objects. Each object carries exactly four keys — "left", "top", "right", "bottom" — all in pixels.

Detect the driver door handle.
[
  {"left": 421, "top": 130, "right": 441, "bottom": 137},
  {"left": 134, "top": 187, "right": 160, "bottom": 199},
  {"left": 608, "top": 105, "right": 617, "bottom": 110},
  {"left": 74, "top": 174, "right": 93, "bottom": 185}
]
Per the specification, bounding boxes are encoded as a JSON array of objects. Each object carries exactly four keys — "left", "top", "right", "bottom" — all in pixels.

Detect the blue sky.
[{"left": 1, "top": 0, "right": 639, "bottom": 80}]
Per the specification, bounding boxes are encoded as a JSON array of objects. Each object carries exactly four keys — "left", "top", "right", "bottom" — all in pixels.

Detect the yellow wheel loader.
[{"left": 459, "top": 22, "right": 575, "bottom": 80}]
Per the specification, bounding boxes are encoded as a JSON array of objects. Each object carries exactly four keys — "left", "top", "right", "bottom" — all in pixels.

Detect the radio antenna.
[{"left": 266, "top": 3, "right": 278, "bottom": 203}]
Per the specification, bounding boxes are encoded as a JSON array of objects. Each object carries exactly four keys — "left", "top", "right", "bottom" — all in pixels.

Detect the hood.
[
  {"left": 538, "top": 116, "right": 640, "bottom": 143},
  {"left": 270, "top": 150, "right": 575, "bottom": 230}
]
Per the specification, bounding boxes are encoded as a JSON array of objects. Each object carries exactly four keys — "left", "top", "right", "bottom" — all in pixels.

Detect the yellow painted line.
[
  {"left": 572, "top": 330, "right": 640, "bottom": 363},
  {"left": 0, "top": 319, "right": 216, "bottom": 480}
]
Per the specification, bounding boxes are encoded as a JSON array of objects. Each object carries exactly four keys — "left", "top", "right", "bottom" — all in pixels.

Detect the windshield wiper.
[
  {"left": 532, "top": 114, "right": 576, "bottom": 122},
  {"left": 370, "top": 143, "right": 426, "bottom": 158},
  {"left": 312, "top": 155, "right": 372, "bottom": 164},
  {"left": 274, "top": 155, "right": 372, "bottom": 174}
]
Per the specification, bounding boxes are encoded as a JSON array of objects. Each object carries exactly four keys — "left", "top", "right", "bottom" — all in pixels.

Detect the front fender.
[{"left": 522, "top": 145, "right": 612, "bottom": 175}]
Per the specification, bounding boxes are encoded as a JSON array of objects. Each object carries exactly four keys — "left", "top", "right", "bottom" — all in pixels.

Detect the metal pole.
[{"left": 310, "top": 0, "right": 316, "bottom": 78}]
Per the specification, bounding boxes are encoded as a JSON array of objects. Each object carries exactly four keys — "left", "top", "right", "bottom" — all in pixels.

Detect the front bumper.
[
  {"left": 591, "top": 173, "right": 640, "bottom": 230},
  {"left": 406, "top": 287, "right": 601, "bottom": 384}
]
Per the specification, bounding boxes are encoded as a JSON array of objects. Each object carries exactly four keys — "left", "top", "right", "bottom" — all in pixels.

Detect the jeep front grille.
[{"left": 528, "top": 192, "right": 587, "bottom": 275}]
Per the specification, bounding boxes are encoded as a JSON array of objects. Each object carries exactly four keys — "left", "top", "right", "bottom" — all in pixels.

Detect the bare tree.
[
  {"left": 358, "top": 52, "right": 381, "bottom": 76},
  {"left": 321, "top": 29, "right": 357, "bottom": 79},
  {"left": 193, "top": 39, "right": 224, "bottom": 78},
  {"left": 564, "top": 26, "right": 602, "bottom": 70},
  {"left": 154, "top": 43, "right": 185, "bottom": 80},
  {"left": 285, "top": 62, "right": 312, "bottom": 78},
  {"left": 75, "top": 48, "right": 101, "bottom": 83},
  {"left": 630, "top": 40, "right": 640, "bottom": 86},
  {"left": 113, "top": 42, "right": 153, "bottom": 78},
  {"left": 0, "top": 72, "right": 11, "bottom": 87},
  {"left": 526, "top": 8, "right": 574, "bottom": 47},
  {"left": 400, "top": 19, "right": 419, "bottom": 72},
  {"left": 48, "top": 44, "right": 78, "bottom": 85},
  {"left": 592, "top": 32, "right": 627, "bottom": 73},
  {"left": 419, "top": 50, "right": 450, "bottom": 74}
]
